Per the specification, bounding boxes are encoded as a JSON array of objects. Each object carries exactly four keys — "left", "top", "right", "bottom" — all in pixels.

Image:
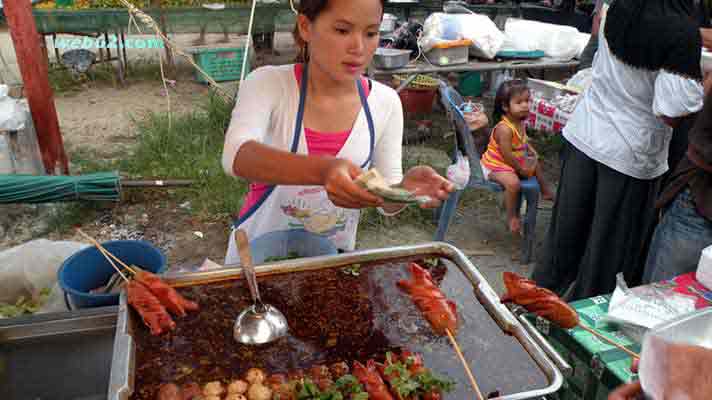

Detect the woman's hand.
[
  {"left": 401, "top": 166, "right": 455, "bottom": 209},
  {"left": 322, "top": 159, "right": 384, "bottom": 209},
  {"left": 464, "top": 111, "right": 489, "bottom": 132},
  {"left": 608, "top": 382, "right": 642, "bottom": 400}
]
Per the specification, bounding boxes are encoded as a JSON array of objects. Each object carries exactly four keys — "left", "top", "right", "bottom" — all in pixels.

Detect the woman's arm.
[
  {"left": 232, "top": 141, "right": 333, "bottom": 186},
  {"left": 494, "top": 125, "right": 528, "bottom": 177},
  {"left": 232, "top": 141, "right": 383, "bottom": 209}
]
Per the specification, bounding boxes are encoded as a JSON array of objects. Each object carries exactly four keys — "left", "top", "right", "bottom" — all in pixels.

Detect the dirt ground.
[
  {"left": 56, "top": 74, "right": 210, "bottom": 158},
  {"left": 0, "top": 53, "right": 565, "bottom": 294}
]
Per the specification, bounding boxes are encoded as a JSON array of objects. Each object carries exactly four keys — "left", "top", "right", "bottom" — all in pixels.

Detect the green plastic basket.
[{"left": 192, "top": 46, "right": 251, "bottom": 83}]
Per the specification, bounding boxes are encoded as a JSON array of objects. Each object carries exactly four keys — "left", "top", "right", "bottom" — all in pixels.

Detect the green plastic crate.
[
  {"left": 459, "top": 71, "right": 483, "bottom": 98},
  {"left": 524, "top": 295, "right": 640, "bottom": 400},
  {"left": 192, "top": 46, "right": 251, "bottom": 83}
]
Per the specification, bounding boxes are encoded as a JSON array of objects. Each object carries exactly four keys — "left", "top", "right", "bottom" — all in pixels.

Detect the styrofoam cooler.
[{"left": 695, "top": 244, "right": 712, "bottom": 290}]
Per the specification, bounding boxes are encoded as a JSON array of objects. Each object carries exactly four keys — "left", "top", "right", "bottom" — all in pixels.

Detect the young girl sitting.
[{"left": 481, "top": 79, "right": 554, "bottom": 234}]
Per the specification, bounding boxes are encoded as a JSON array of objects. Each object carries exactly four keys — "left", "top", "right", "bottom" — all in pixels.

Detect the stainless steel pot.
[{"left": 372, "top": 47, "right": 412, "bottom": 70}]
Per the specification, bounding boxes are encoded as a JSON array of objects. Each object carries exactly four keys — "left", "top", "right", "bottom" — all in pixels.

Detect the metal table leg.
[
  {"left": 120, "top": 28, "right": 128, "bottom": 75},
  {"left": 52, "top": 34, "right": 60, "bottom": 65},
  {"left": 114, "top": 30, "right": 125, "bottom": 86}
]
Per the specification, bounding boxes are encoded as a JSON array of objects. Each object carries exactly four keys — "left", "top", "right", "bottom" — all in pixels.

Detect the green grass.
[
  {"left": 70, "top": 90, "right": 247, "bottom": 220},
  {"left": 48, "top": 57, "right": 165, "bottom": 94},
  {"left": 43, "top": 202, "right": 103, "bottom": 235},
  {"left": 67, "top": 92, "right": 460, "bottom": 232}
]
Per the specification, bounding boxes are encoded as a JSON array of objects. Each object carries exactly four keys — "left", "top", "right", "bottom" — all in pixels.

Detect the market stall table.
[
  {"left": 518, "top": 272, "right": 712, "bottom": 400},
  {"left": 368, "top": 58, "right": 580, "bottom": 92},
  {"left": 31, "top": 4, "right": 288, "bottom": 81}
]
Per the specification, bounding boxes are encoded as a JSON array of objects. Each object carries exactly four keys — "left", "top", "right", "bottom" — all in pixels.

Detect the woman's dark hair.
[
  {"left": 492, "top": 79, "right": 529, "bottom": 123},
  {"left": 293, "top": 0, "right": 386, "bottom": 62}
]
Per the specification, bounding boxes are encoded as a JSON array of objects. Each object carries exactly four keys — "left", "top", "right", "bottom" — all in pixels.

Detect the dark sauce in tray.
[{"left": 130, "top": 258, "right": 547, "bottom": 400}]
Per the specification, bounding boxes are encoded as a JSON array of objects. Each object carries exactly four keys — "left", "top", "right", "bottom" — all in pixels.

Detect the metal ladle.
[{"left": 233, "top": 229, "right": 289, "bottom": 345}]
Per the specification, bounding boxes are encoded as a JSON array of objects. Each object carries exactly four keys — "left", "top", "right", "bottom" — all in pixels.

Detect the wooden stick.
[
  {"left": 446, "top": 328, "right": 485, "bottom": 400},
  {"left": 96, "top": 245, "right": 131, "bottom": 283},
  {"left": 76, "top": 228, "right": 138, "bottom": 275},
  {"left": 579, "top": 324, "right": 640, "bottom": 359}
]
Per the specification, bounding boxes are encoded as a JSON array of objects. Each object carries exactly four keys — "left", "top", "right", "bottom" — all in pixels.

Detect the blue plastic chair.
[{"left": 435, "top": 82, "right": 540, "bottom": 263}]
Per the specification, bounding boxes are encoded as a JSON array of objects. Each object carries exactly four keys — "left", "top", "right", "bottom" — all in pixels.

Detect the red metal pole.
[{"left": 4, "top": 0, "right": 68, "bottom": 174}]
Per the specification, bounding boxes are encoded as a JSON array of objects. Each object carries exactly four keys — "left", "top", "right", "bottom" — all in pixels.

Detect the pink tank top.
[{"left": 238, "top": 65, "right": 370, "bottom": 217}]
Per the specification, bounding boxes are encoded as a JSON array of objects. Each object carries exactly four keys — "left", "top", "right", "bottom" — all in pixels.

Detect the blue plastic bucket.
[
  {"left": 249, "top": 229, "right": 338, "bottom": 265},
  {"left": 58, "top": 240, "right": 166, "bottom": 309}
]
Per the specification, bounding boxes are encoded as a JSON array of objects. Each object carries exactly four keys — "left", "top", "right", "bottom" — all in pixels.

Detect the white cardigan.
[{"left": 222, "top": 64, "right": 405, "bottom": 185}]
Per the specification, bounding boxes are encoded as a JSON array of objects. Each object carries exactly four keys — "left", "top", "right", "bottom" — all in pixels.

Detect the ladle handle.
[{"left": 235, "top": 229, "right": 261, "bottom": 305}]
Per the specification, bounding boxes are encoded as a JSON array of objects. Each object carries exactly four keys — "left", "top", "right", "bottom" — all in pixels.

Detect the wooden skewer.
[
  {"left": 76, "top": 228, "right": 138, "bottom": 275},
  {"left": 76, "top": 229, "right": 132, "bottom": 282},
  {"left": 579, "top": 324, "right": 640, "bottom": 359},
  {"left": 446, "top": 328, "right": 485, "bottom": 400},
  {"left": 97, "top": 245, "right": 131, "bottom": 283}
]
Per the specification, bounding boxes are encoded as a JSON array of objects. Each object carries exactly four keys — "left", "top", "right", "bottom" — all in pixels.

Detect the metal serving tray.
[
  {"left": 109, "top": 242, "right": 564, "bottom": 400},
  {"left": 0, "top": 306, "right": 118, "bottom": 400}
]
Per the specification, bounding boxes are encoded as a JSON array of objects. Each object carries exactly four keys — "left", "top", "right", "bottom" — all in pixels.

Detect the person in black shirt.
[{"left": 642, "top": 85, "right": 712, "bottom": 283}]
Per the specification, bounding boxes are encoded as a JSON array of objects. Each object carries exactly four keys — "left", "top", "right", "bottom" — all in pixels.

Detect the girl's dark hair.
[
  {"left": 492, "top": 79, "right": 529, "bottom": 123},
  {"left": 293, "top": 0, "right": 386, "bottom": 62}
]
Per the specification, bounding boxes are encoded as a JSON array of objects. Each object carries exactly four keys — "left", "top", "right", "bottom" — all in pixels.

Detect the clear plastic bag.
[
  {"left": 0, "top": 239, "right": 87, "bottom": 317},
  {"left": 447, "top": 151, "right": 470, "bottom": 190},
  {"left": 601, "top": 273, "right": 697, "bottom": 331}
]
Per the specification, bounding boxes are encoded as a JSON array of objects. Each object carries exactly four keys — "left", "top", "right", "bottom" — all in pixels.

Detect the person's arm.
[
  {"left": 701, "top": 28, "right": 712, "bottom": 49},
  {"left": 688, "top": 85, "right": 712, "bottom": 171},
  {"left": 494, "top": 124, "right": 528, "bottom": 177},
  {"left": 591, "top": 0, "right": 603, "bottom": 36},
  {"left": 233, "top": 143, "right": 382, "bottom": 209},
  {"left": 608, "top": 382, "right": 642, "bottom": 400},
  {"left": 368, "top": 89, "right": 406, "bottom": 215}
]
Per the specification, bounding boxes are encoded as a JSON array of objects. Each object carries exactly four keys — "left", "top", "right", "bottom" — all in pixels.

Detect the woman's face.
[{"left": 298, "top": 0, "right": 382, "bottom": 82}]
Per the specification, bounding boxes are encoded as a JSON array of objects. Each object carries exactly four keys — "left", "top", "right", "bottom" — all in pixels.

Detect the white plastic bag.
[
  {"left": 419, "top": 13, "right": 504, "bottom": 59},
  {"left": 0, "top": 239, "right": 87, "bottom": 316},
  {"left": 0, "top": 84, "right": 27, "bottom": 131},
  {"left": 447, "top": 151, "right": 470, "bottom": 190},
  {"left": 503, "top": 18, "right": 588, "bottom": 61},
  {"left": 601, "top": 274, "right": 697, "bottom": 330}
]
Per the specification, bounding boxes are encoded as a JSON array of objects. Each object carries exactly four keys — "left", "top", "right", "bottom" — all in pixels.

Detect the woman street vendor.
[{"left": 221, "top": 0, "right": 453, "bottom": 264}]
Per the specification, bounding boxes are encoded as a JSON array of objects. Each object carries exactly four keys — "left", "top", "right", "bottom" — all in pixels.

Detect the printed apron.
[{"left": 225, "top": 65, "right": 376, "bottom": 265}]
